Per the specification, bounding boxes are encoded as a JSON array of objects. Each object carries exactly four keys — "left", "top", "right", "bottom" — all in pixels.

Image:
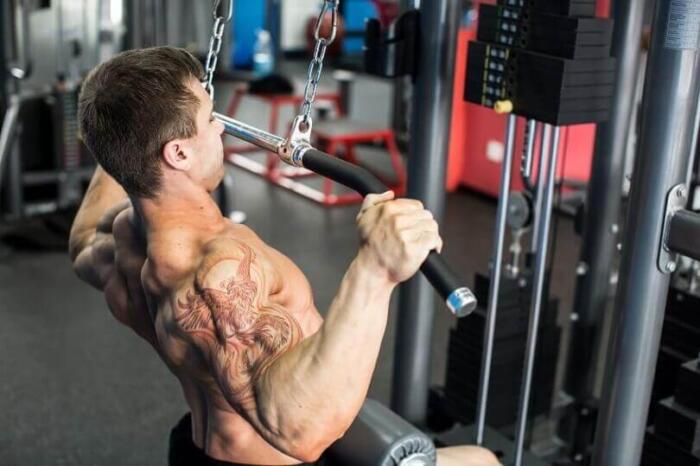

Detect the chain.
[
  {"left": 298, "top": 0, "right": 340, "bottom": 129},
  {"left": 203, "top": 0, "right": 234, "bottom": 100}
]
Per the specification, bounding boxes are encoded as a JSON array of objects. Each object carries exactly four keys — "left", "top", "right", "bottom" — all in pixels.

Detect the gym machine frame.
[
  {"left": 562, "top": 0, "right": 647, "bottom": 457},
  {"left": 593, "top": 0, "right": 700, "bottom": 463}
]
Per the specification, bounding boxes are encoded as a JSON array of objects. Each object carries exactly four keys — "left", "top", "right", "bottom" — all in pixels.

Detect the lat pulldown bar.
[{"left": 215, "top": 112, "right": 478, "bottom": 318}]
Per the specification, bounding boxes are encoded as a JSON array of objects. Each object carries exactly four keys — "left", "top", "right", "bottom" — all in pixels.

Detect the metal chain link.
[
  {"left": 204, "top": 0, "right": 234, "bottom": 100},
  {"left": 298, "top": 0, "right": 340, "bottom": 128}
]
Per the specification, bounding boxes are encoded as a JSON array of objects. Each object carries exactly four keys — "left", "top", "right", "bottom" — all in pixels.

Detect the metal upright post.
[
  {"left": 514, "top": 125, "right": 561, "bottom": 466},
  {"left": 391, "top": 0, "right": 460, "bottom": 425},
  {"left": 592, "top": 1, "right": 700, "bottom": 464},
  {"left": 565, "top": 0, "right": 648, "bottom": 406},
  {"left": 530, "top": 124, "right": 550, "bottom": 253},
  {"left": 391, "top": 0, "right": 419, "bottom": 148},
  {"left": 475, "top": 114, "right": 517, "bottom": 444}
]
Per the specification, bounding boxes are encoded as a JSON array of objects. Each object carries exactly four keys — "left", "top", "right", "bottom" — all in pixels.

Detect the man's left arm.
[{"left": 69, "top": 167, "right": 129, "bottom": 289}]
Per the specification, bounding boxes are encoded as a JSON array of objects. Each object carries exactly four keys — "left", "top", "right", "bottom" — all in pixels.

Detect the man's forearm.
[
  {"left": 258, "top": 251, "right": 395, "bottom": 456},
  {"left": 69, "top": 167, "right": 127, "bottom": 260}
]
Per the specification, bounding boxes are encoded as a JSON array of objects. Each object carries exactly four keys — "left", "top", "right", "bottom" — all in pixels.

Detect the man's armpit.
[{"left": 174, "top": 241, "right": 303, "bottom": 401}]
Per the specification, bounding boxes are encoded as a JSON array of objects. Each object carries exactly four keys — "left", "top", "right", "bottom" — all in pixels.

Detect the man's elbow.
[
  {"left": 286, "top": 435, "right": 335, "bottom": 463},
  {"left": 71, "top": 249, "right": 104, "bottom": 290},
  {"left": 284, "top": 415, "right": 352, "bottom": 462}
]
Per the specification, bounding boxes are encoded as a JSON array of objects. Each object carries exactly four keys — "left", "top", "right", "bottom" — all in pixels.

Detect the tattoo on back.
[{"left": 175, "top": 242, "right": 302, "bottom": 402}]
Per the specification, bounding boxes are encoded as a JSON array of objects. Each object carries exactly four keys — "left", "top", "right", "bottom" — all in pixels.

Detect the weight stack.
[
  {"left": 642, "top": 358, "right": 700, "bottom": 466},
  {"left": 649, "top": 288, "right": 700, "bottom": 425},
  {"left": 465, "top": 0, "right": 615, "bottom": 125},
  {"left": 439, "top": 272, "right": 561, "bottom": 429}
]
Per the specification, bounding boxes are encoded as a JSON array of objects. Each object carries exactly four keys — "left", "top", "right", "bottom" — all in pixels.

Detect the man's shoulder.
[{"left": 195, "top": 234, "right": 265, "bottom": 292}]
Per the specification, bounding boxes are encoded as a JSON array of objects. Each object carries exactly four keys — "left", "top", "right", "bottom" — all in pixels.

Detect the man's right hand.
[{"left": 356, "top": 191, "right": 443, "bottom": 284}]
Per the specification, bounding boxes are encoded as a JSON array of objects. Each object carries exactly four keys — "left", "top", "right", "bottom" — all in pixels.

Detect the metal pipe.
[
  {"left": 0, "top": 96, "right": 21, "bottom": 194},
  {"left": 7, "top": 121, "right": 23, "bottom": 217},
  {"left": 475, "top": 114, "right": 517, "bottom": 444},
  {"left": 514, "top": 125, "right": 561, "bottom": 466},
  {"left": 391, "top": 0, "right": 460, "bottom": 425},
  {"left": 592, "top": 0, "right": 700, "bottom": 464},
  {"left": 565, "top": 0, "right": 647, "bottom": 405},
  {"left": 530, "top": 123, "right": 550, "bottom": 253},
  {"left": 521, "top": 119, "right": 537, "bottom": 191},
  {"left": 215, "top": 112, "right": 285, "bottom": 153},
  {"left": 9, "top": 0, "right": 32, "bottom": 80}
]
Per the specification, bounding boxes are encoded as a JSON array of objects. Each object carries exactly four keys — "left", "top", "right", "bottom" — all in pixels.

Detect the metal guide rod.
[
  {"left": 475, "top": 113, "right": 517, "bottom": 445},
  {"left": 521, "top": 119, "right": 537, "bottom": 190},
  {"left": 514, "top": 125, "right": 561, "bottom": 466},
  {"left": 0, "top": 96, "right": 20, "bottom": 194},
  {"left": 593, "top": 0, "right": 700, "bottom": 463},
  {"left": 530, "top": 124, "right": 550, "bottom": 253}
]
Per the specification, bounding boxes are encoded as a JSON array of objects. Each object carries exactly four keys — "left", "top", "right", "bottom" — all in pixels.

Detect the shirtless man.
[{"left": 69, "top": 47, "right": 499, "bottom": 466}]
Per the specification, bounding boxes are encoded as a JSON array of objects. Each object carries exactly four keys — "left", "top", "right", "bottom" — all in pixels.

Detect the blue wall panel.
[
  {"left": 343, "top": 0, "right": 378, "bottom": 54},
  {"left": 232, "top": 0, "right": 265, "bottom": 68}
]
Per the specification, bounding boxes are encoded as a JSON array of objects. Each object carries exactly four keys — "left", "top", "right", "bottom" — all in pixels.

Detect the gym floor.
[{"left": 0, "top": 67, "right": 580, "bottom": 465}]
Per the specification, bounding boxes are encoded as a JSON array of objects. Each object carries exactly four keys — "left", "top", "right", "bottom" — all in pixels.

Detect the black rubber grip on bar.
[
  {"left": 302, "top": 149, "right": 476, "bottom": 316},
  {"left": 302, "top": 148, "right": 387, "bottom": 195}
]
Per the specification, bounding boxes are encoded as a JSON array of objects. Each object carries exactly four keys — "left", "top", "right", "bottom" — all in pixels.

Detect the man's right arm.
[
  {"left": 181, "top": 192, "right": 441, "bottom": 462},
  {"left": 69, "top": 167, "right": 128, "bottom": 289}
]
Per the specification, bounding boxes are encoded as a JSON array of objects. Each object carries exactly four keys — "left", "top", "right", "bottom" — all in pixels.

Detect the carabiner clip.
[
  {"left": 213, "top": 0, "right": 234, "bottom": 22},
  {"left": 314, "top": 0, "right": 339, "bottom": 43}
]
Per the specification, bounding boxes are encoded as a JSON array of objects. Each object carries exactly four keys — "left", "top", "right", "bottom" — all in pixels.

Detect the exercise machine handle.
[{"left": 301, "top": 148, "right": 477, "bottom": 317}]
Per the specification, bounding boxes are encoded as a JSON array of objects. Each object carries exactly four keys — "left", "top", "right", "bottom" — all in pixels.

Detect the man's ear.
[{"left": 162, "top": 139, "right": 192, "bottom": 171}]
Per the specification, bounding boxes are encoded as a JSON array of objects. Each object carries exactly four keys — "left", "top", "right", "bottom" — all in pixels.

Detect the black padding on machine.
[
  {"left": 325, "top": 399, "right": 437, "bottom": 466},
  {"left": 302, "top": 148, "right": 386, "bottom": 196}
]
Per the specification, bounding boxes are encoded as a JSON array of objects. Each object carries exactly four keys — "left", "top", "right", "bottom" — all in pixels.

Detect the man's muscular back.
[{"left": 106, "top": 209, "right": 324, "bottom": 464}]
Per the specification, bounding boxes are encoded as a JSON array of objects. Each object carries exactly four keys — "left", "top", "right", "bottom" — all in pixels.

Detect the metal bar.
[
  {"left": 592, "top": 0, "right": 700, "bottom": 464},
  {"left": 668, "top": 209, "right": 700, "bottom": 263},
  {"left": 7, "top": 122, "right": 23, "bottom": 217},
  {"left": 530, "top": 123, "right": 550, "bottom": 253},
  {"left": 565, "top": 0, "right": 647, "bottom": 407},
  {"left": 391, "top": 0, "right": 461, "bottom": 425},
  {"left": 21, "top": 167, "right": 93, "bottom": 185},
  {"left": 0, "top": 96, "right": 20, "bottom": 194},
  {"left": 521, "top": 119, "right": 536, "bottom": 190},
  {"left": 514, "top": 125, "right": 561, "bottom": 466},
  {"left": 475, "top": 114, "right": 517, "bottom": 445},
  {"left": 215, "top": 112, "right": 285, "bottom": 153}
]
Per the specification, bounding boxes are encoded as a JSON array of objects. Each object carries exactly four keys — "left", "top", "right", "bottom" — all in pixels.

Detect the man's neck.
[{"left": 132, "top": 182, "right": 227, "bottom": 237}]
